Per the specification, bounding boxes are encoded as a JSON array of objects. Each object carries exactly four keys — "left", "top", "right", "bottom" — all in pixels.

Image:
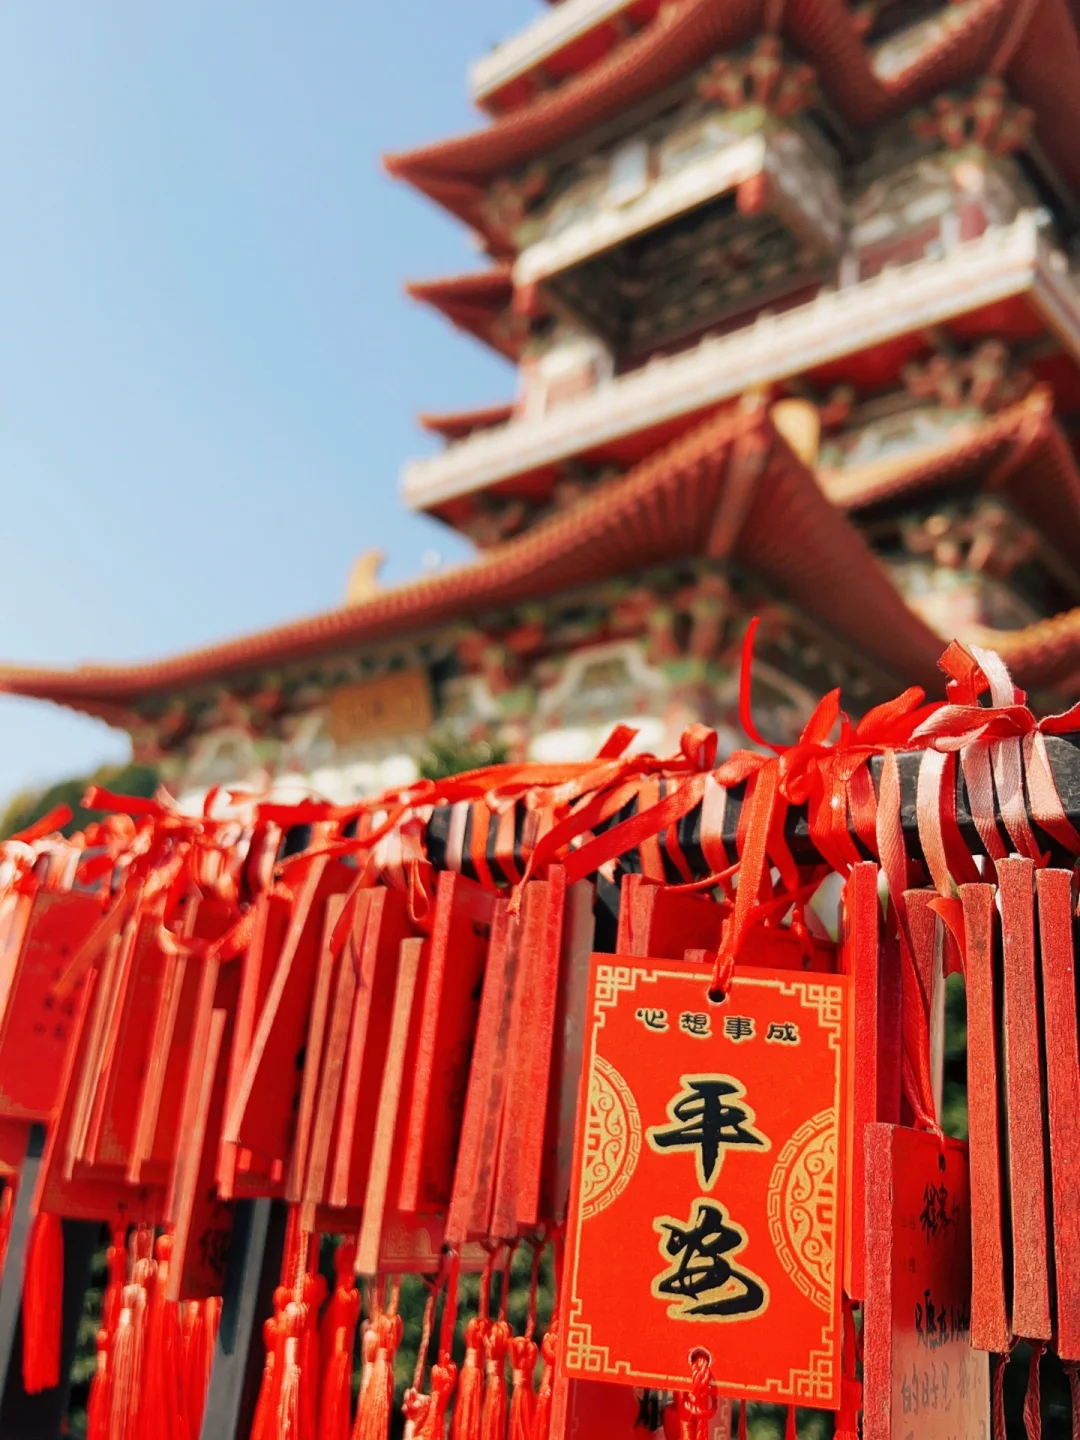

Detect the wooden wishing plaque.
[
  {"left": 862, "top": 1125, "right": 989, "bottom": 1440},
  {"left": 560, "top": 958, "right": 850, "bottom": 1408},
  {"left": 551, "top": 1379, "right": 732, "bottom": 1438}
]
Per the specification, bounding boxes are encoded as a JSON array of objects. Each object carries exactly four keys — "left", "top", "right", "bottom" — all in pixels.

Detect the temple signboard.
[
  {"left": 560, "top": 959, "right": 850, "bottom": 1408},
  {"left": 327, "top": 669, "right": 433, "bottom": 746}
]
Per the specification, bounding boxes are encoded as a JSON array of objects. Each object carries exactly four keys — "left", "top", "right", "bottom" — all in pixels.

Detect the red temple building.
[{"left": 7, "top": 0, "right": 1080, "bottom": 804}]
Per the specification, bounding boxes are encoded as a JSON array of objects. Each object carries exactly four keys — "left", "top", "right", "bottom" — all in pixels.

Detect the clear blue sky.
[{"left": 0, "top": 0, "right": 537, "bottom": 806}]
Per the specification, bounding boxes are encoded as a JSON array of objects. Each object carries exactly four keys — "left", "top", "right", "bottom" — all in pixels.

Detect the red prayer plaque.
[
  {"left": 130, "top": 896, "right": 232, "bottom": 1186},
  {"left": 0, "top": 1119, "right": 29, "bottom": 1176},
  {"left": 551, "top": 1375, "right": 732, "bottom": 1437},
  {"left": 399, "top": 872, "right": 494, "bottom": 1215},
  {"left": 226, "top": 858, "right": 353, "bottom": 1165},
  {"left": 560, "top": 958, "right": 850, "bottom": 1406},
  {"left": 444, "top": 900, "right": 518, "bottom": 1244},
  {"left": 328, "top": 886, "right": 411, "bottom": 1208},
  {"left": 168, "top": 1008, "right": 235, "bottom": 1301},
  {"left": 842, "top": 863, "right": 902, "bottom": 1302},
  {"left": 862, "top": 1124, "right": 990, "bottom": 1440},
  {"left": 618, "top": 876, "right": 724, "bottom": 960},
  {"left": 997, "top": 858, "right": 1051, "bottom": 1341},
  {"left": 958, "top": 884, "right": 1010, "bottom": 1354},
  {"left": 1034, "top": 867, "right": 1080, "bottom": 1360},
  {"left": 0, "top": 890, "right": 97, "bottom": 1121},
  {"left": 219, "top": 886, "right": 292, "bottom": 1196},
  {"left": 37, "top": 970, "right": 163, "bottom": 1223},
  {"left": 299, "top": 895, "right": 356, "bottom": 1227},
  {"left": 491, "top": 872, "right": 566, "bottom": 1237},
  {"left": 356, "top": 936, "right": 427, "bottom": 1275},
  {"left": 541, "top": 880, "right": 596, "bottom": 1225},
  {"left": 284, "top": 896, "right": 342, "bottom": 1203},
  {"left": 88, "top": 913, "right": 170, "bottom": 1171},
  {"left": 374, "top": 1213, "right": 486, "bottom": 1274},
  {"left": 903, "top": 892, "right": 946, "bottom": 1122}
]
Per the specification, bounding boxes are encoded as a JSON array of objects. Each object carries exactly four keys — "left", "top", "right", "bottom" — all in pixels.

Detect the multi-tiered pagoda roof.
[{"left": 8, "top": 1, "right": 1080, "bottom": 797}]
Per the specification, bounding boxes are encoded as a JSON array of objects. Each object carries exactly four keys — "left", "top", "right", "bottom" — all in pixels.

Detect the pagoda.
[{"left": 7, "top": 0, "right": 1080, "bottom": 807}]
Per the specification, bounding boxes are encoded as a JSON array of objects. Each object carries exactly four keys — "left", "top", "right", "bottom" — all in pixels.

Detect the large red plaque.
[
  {"left": 863, "top": 1124, "right": 989, "bottom": 1440},
  {"left": 560, "top": 959, "right": 850, "bottom": 1408}
]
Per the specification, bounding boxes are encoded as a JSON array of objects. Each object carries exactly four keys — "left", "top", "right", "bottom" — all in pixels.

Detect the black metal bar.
[
  {"left": 200, "top": 1197, "right": 287, "bottom": 1440},
  {"left": 0, "top": 1126, "right": 98, "bottom": 1439},
  {"left": 427, "top": 733, "right": 1080, "bottom": 881}
]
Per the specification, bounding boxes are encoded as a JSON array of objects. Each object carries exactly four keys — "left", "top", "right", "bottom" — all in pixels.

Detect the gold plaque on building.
[{"left": 327, "top": 670, "right": 433, "bottom": 746}]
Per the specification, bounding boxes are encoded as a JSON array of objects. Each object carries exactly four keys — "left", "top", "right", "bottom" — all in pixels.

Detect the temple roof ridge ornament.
[
  {"left": 911, "top": 76, "right": 1034, "bottom": 158},
  {"left": 695, "top": 35, "right": 816, "bottom": 121}
]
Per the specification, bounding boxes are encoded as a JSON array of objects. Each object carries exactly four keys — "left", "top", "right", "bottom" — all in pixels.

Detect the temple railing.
[{"left": 402, "top": 212, "right": 1072, "bottom": 512}]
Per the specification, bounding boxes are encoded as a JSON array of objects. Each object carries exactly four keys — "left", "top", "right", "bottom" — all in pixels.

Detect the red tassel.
[
  {"left": 352, "top": 1309, "right": 403, "bottom": 1440},
  {"left": 140, "top": 1233, "right": 185, "bottom": 1440},
  {"left": 300, "top": 1270, "right": 326, "bottom": 1440},
  {"left": 452, "top": 1317, "right": 487, "bottom": 1440},
  {"left": 86, "top": 1328, "right": 112, "bottom": 1440},
  {"left": 1064, "top": 1360, "right": 1080, "bottom": 1440},
  {"left": 183, "top": 1299, "right": 218, "bottom": 1440},
  {"left": 403, "top": 1387, "right": 431, "bottom": 1440},
  {"left": 108, "top": 1283, "right": 145, "bottom": 1440},
  {"left": 21, "top": 1210, "right": 63, "bottom": 1393},
  {"left": 1024, "top": 1340, "right": 1046, "bottom": 1440},
  {"left": 530, "top": 1324, "right": 555, "bottom": 1440},
  {"left": 481, "top": 1318, "right": 511, "bottom": 1440},
  {"left": 419, "top": 1357, "right": 458, "bottom": 1440},
  {"left": 357, "top": 1307, "right": 378, "bottom": 1408},
  {"left": 318, "top": 1249, "right": 360, "bottom": 1440},
  {"left": 508, "top": 1334, "right": 537, "bottom": 1440},
  {"left": 737, "top": 1400, "right": 748, "bottom": 1440},
  {"left": 251, "top": 1312, "right": 283, "bottom": 1440},
  {"left": 785, "top": 1404, "right": 798, "bottom": 1439},
  {"left": 273, "top": 1301, "right": 311, "bottom": 1440},
  {"left": 0, "top": 1181, "right": 15, "bottom": 1281},
  {"left": 993, "top": 1350, "right": 1010, "bottom": 1440}
]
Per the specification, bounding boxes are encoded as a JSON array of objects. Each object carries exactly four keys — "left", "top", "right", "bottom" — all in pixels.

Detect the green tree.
[{"left": 0, "top": 761, "right": 160, "bottom": 841}]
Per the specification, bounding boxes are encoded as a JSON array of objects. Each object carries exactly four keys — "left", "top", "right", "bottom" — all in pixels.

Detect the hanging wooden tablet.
[
  {"left": 328, "top": 885, "right": 411, "bottom": 1209},
  {"left": 0, "top": 1119, "right": 29, "bottom": 1176},
  {"left": 903, "top": 891, "right": 946, "bottom": 1119},
  {"left": 82, "top": 898, "right": 153, "bottom": 1172},
  {"left": 284, "top": 893, "right": 344, "bottom": 1203},
  {"left": 862, "top": 1124, "right": 990, "bottom": 1439},
  {"left": 560, "top": 957, "right": 850, "bottom": 1407},
  {"left": 552, "top": 1378, "right": 648, "bottom": 1437},
  {"left": 166, "top": 933, "right": 244, "bottom": 1297},
  {"left": 842, "top": 862, "right": 893, "bottom": 1303},
  {"left": 168, "top": 1009, "right": 234, "bottom": 1301},
  {"left": 491, "top": 870, "right": 566, "bottom": 1237},
  {"left": 958, "top": 883, "right": 1010, "bottom": 1354},
  {"left": 997, "top": 857, "right": 1052, "bottom": 1342},
  {"left": 617, "top": 875, "right": 724, "bottom": 960},
  {"left": 399, "top": 871, "right": 494, "bottom": 1215},
  {"left": 218, "top": 884, "right": 292, "bottom": 1197},
  {"left": 541, "top": 879, "right": 596, "bottom": 1225},
  {"left": 129, "top": 894, "right": 233, "bottom": 1186},
  {"left": 37, "top": 970, "right": 162, "bottom": 1223},
  {"left": 85, "top": 911, "right": 170, "bottom": 1172},
  {"left": 355, "top": 936, "right": 427, "bottom": 1274},
  {"left": 444, "top": 899, "right": 515, "bottom": 1245},
  {"left": 0, "top": 889, "right": 99, "bottom": 1120},
  {"left": 299, "top": 895, "right": 356, "bottom": 1227},
  {"left": 1034, "top": 866, "right": 1080, "bottom": 1360},
  {"left": 225, "top": 856, "right": 353, "bottom": 1166}
]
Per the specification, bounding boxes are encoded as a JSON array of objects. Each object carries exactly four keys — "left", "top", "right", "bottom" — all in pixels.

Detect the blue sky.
[{"left": 0, "top": 0, "right": 537, "bottom": 805}]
